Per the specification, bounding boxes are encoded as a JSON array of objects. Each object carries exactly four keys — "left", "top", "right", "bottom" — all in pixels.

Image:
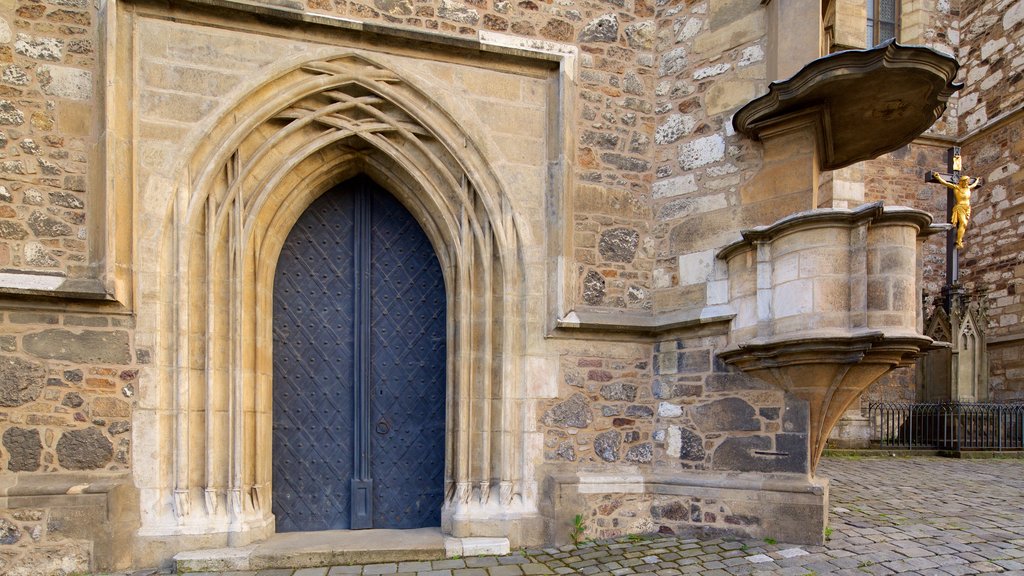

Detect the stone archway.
[{"left": 134, "top": 53, "right": 539, "bottom": 550}]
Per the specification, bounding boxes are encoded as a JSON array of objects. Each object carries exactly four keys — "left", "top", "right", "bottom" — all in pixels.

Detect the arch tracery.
[{"left": 144, "top": 52, "right": 534, "bottom": 540}]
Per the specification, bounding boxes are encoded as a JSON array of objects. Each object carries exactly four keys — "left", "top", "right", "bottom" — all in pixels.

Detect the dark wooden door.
[{"left": 272, "top": 176, "right": 446, "bottom": 531}]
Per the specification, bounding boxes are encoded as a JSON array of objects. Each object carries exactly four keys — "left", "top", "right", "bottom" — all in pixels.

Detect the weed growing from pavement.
[{"left": 569, "top": 514, "right": 587, "bottom": 546}]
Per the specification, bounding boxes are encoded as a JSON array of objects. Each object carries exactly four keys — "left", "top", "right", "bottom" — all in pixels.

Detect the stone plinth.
[{"left": 717, "top": 204, "right": 944, "bottom": 472}]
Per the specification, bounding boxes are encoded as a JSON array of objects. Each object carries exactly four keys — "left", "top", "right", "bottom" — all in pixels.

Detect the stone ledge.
[
  {"left": 554, "top": 306, "right": 735, "bottom": 336},
  {"left": 137, "top": 0, "right": 567, "bottom": 67},
  {"left": 174, "top": 527, "right": 448, "bottom": 572},
  {"left": 0, "top": 471, "right": 137, "bottom": 572},
  {"left": 444, "top": 536, "right": 511, "bottom": 557},
  {"left": 0, "top": 272, "right": 113, "bottom": 301}
]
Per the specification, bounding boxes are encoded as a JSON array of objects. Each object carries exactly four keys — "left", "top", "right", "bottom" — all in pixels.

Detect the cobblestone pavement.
[{"left": 116, "top": 456, "right": 1024, "bottom": 576}]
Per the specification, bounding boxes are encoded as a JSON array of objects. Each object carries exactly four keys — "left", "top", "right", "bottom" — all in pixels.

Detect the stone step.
[{"left": 173, "top": 528, "right": 510, "bottom": 572}]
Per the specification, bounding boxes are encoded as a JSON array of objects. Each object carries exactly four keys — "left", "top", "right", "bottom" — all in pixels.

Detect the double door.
[{"left": 272, "top": 176, "right": 446, "bottom": 531}]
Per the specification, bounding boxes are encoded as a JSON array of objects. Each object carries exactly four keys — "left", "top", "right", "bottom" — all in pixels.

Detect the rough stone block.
[
  {"left": 0, "top": 356, "right": 46, "bottom": 407},
  {"left": 542, "top": 393, "right": 592, "bottom": 429},
  {"left": 594, "top": 430, "right": 621, "bottom": 462},
  {"left": 55, "top": 428, "right": 113, "bottom": 470},
  {"left": 692, "top": 398, "right": 759, "bottom": 432},
  {"left": 3, "top": 427, "right": 41, "bottom": 471}
]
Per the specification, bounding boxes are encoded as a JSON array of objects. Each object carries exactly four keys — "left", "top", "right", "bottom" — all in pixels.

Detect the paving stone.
[{"left": 164, "top": 458, "right": 1024, "bottom": 576}]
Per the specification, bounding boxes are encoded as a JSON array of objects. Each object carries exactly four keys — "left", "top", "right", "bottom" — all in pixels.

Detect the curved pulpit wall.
[
  {"left": 733, "top": 40, "right": 961, "bottom": 171},
  {"left": 717, "top": 203, "right": 946, "bottom": 472}
]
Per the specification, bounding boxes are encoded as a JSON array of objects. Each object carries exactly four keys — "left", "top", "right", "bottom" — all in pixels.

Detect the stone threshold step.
[{"left": 174, "top": 528, "right": 509, "bottom": 572}]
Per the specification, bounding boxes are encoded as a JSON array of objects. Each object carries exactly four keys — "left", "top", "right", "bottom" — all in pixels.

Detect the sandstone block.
[
  {"left": 23, "top": 329, "right": 132, "bottom": 364},
  {"left": 705, "top": 80, "right": 758, "bottom": 116},
  {"left": 653, "top": 173, "right": 697, "bottom": 199},
  {"left": 92, "top": 397, "right": 130, "bottom": 418},
  {"left": 694, "top": 11, "right": 764, "bottom": 54},
  {"left": 35, "top": 64, "right": 93, "bottom": 101}
]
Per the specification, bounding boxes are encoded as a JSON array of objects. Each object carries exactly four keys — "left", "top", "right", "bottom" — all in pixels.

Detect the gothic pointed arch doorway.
[{"left": 272, "top": 175, "right": 447, "bottom": 531}]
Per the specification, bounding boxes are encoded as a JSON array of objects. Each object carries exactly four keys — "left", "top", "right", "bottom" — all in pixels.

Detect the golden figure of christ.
[{"left": 933, "top": 171, "right": 982, "bottom": 249}]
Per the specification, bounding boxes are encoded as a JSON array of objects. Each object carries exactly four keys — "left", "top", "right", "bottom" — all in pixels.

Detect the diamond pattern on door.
[
  {"left": 272, "top": 176, "right": 446, "bottom": 532},
  {"left": 369, "top": 191, "right": 446, "bottom": 529},
  {"left": 273, "top": 190, "right": 357, "bottom": 532}
]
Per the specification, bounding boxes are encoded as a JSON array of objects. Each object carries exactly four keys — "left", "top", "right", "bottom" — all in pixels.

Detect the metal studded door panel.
[
  {"left": 273, "top": 189, "right": 357, "bottom": 532},
  {"left": 273, "top": 176, "right": 445, "bottom": 532},
  {"left": 369, "top": 191, "right": 447, "bottom": 529}
]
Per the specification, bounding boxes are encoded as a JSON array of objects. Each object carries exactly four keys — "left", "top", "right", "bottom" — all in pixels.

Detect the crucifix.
[{"left": 925, "top": 146, "right": 982, "bottom": 309}]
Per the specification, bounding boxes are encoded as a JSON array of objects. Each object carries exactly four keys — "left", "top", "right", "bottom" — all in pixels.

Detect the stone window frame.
[{"left": 867, "top": 0, "right": 901, "bottom": 46}]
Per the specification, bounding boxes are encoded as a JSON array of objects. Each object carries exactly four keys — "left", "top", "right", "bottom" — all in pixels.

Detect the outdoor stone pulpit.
[{"left": 723, "top": 41, "right": 960, "bottom": 472}]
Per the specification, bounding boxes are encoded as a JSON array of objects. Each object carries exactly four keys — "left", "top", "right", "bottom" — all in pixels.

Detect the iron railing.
[{"left": 868, "top": 401, "right": 1024, "bottom": 451}]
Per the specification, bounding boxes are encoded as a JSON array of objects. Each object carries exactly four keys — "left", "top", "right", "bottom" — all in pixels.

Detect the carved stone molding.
[
  {"left": 733, "top": 41, "right": 961, "bottom": 171},
  {"left": 132, "top": 51, "right": 539, "bottom": 546},
  {"left": 717, "top": 203, "right": 944, "bottom": 472}
]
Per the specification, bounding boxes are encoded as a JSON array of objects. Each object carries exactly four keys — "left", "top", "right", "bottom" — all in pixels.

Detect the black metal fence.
[{"left": 868, "top": 401, "right": 1024, "bottom": 451}]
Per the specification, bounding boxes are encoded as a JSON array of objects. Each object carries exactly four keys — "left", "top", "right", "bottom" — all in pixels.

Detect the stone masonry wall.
[
  {"left": 544, "top": 335, "right": 809, "bottom": 540},
  {"left": 302, "top": 0, "right": 661, "bottom": 311},
  {"left": 962, "top": 115, "right": 1024, "bottom": 397},
  {"left": 650, "top": 0, "right": 768, "bottom": 314},
  {"left": 958, "top": 0, "right": 1024, "bottom": 134},
  {"left": 0, "top": 311, "right": 138, "bottom": 473},
  {"left": 0, "top": 0, "right": 95, "bottom": 275},
  {"left": 957, "top": 0, "right": 1024, "bottom": 401},
  {"left": 0, "top": 308, "right": 140, "bottom": 573}
]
